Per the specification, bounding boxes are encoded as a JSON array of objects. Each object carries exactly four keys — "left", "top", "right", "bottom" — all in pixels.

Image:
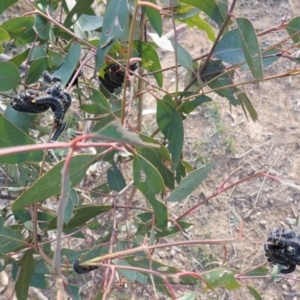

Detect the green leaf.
[
  {"left": 8, "top": 48, "right": 30, "bottom": 67},
  {"left": 133, "top": 40, "right": 163, "bottom": 87},
  {"left": 236, "top": 18, "right": 263, "bottom": 80},
  {"left": 246, "top": 285, "right": 263, "bottom": 300},
  {"left": 0, "top": 16, "right": 34, "bottom": 39},
  {"left": 286, "top": 17, "right": 300, "bottom": 44},
  {"left": 96, "top": 120, "right": 159, "bottom": 147},
  {"left": 237, "top": 90, "right": 258, "bottom": 121},
  {"left": 177, "top": 291, "right": 197, "bottom": 300},
  {"left": 136, "top": 217, "right": 192, "bottom": 239},
  {"left": 95, "top": 0, "right": 129, "bottom": 70},
  {"left": 4, "top": 105, "right": 34, "bottom": 132},
  {"left": 34, "top": 15, "right": 51, "bottom": 40},
  {"left": 0, "top": 217, "right": 25, "bottom": 255},
  {"left": 64, "top": 189, "right": 79, "bottom": 224},
  {"left": 0, "top": 28, "right": 10, "bottom": 53},
  {"left": 243, "top": 267, "right": 269, "bottom": 277},
  {"left": 80, "top": 87, "right": 111, "bottom": 114},
  {"left": 204, "top": 268, "right": 241, "bottom": 290},
  {"left": 47, "top": 49, "right": 64, "bottom": 68},
  {"left": 67, "top": 284, "right": 80, "bottom": 300},
  {"left": 63, "top": 0, "right": 94, "bottom": 28},
  {"left": 178, "top": 94, "right": 212, "bottom": 116},
  {"left": 166, "top": 162, "right": 214, "bottom": 202},
  {"left": 0, "top": 61, "right": 21, "bottom": 91},
  {"left": 136, "top": 135, "right": 174, "bottom": 190},
  {"left": 121, "top": 256, "right": 197, "bottom": 285},
  {"left": 0, "top": 115, "right": 45, "bottom": 164},
  {"left": 78, "top": 15, "right": 103, "bottom": 31},
  {"left": 25, "top": 57, "right": 48, "bottom": 85},
  {"left": 156, "top": 100, "right": 184, "bottom": 170},
  {"left": 170, "top": 39, "right": 193, "bottom": 70},
  {"left": 143, "top": 0, "right": 162, "bottom": 37},
  {"left": 118, "top": 259, "right": 148, "bottom": 284},
  {"left": 180, "top": 0, "right": 224, "bottom": 28},
  {"left": 47, "top": 205, "right": 111, "bottom": 230},
  {"left": 177, "top": 12, "right": 215, "bottom": 42},
  {"left": 51, "top": 43, "right": 81, "bottom": 87},
  {"left": 15, "top": 251, "right": 34, "bottom": 300},
  {"left": 99, "top": 0, "right": 129, "bottom": 48},
  {"left": 133, "top": 154, "right": 167, "bottom": 229},
  {"left": 0, "top": 0, "right": 18, "bottom": 14},
  {"left": 213, "top": 28, "right": 244, "bottom": 65},
  {"left": 12, "top": 155, "right": 98, "bottom": 209},
  {"left": 30, "top": 272, "right": 47, "bottom": 289},
  {"left": 107, "top": 162, "right": 126, "bottom": 192},
  {"left": 208, "top": 71, "right": 238, "bottom": 106}
]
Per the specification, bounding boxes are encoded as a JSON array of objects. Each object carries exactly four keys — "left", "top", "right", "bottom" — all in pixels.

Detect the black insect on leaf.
[
  {"left": 200, "top": 60, "right": 226, "bottom": 82},
  {"left": 264, "top": 228, "right": 300, "bottom": 274},
  {"left": 99, "top": 62, "right": 138, "bottom": 93},
  {"left": 10, "top": 71, "right": 73, "bottom": 141},
  {"left": 73, "top": 259, "right": 99, "bottom": 274}
]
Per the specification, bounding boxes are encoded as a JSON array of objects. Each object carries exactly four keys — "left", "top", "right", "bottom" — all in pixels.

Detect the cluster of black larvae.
[
  {"left": 73, "top": 259, "right": 98, "bottom": 274},
  {"left": 264, "top": 227, "right": 300, "bottom": 274},
  {"left": 98, "top": 62, "right": 138, "bottom": 93},
  {"left": 10, "top": 71, "right": 71, "bottom": 141}
]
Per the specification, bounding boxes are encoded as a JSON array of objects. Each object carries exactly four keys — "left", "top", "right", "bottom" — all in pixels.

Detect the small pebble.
[
  {"left": 170, "top": 249, "right": 176, "bottom": 257},
  {"left": 286, "top": 217, "right": 296, "bottom": 225}
]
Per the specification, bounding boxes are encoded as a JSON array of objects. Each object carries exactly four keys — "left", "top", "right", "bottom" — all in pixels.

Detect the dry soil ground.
[{"left": 162, "top": 0, "right": 300, "bottom": 299}]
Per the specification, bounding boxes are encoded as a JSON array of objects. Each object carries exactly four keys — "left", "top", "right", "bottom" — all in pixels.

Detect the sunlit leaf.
[
  {"left": 180, "top": 0, "right": 224, "bottom": 28},
  {"left": 143, "top": 0, "right": 162, "bottom": 37},
  {"left": 134, "top": 40, "right": 163, "bottom": 87},
  {"left": 176, "top": 11, "right": 215, "bottom": 42},
  {"left": 0, "top": 16, "right": 34, "bottom": 39}
]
